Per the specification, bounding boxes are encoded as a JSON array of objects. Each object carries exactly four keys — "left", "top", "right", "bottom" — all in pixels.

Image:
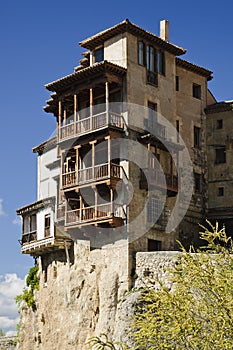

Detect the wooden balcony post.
[
  {"left": 80, "top": 195, "right": 83, "bottom": 222},
  {"left": 65, "top": 198, "right": 68, "bottom": 226},
  {"left": 64, "top": 109, "right": 67, "bottom": 126},
  {"left": 60, "top": 151, "right": 65, "bottom": 189},
  {"left": 74, "top": 145, "right": 81, "bottom": 185},
  {"left": 90, "top": 88, "right": 93, "bottom": 129},
  {"left": 58, "top": 100, "right": 62, "bottom": 140},
  {"left": 105, "top": 136, "right": 111, "bottom": 177},
  {"left": 170, "top": 152, "right": 173, "bottom": 188},
  {"left": 94, "top": 187, "right": 98, "bottom": 219},
  {"left": 110, "top": 188, "right": 113, "bottom": 215},
  {"left": 74, "top": 94, "right": 77, "bottom": 124},
  {"left": 89, "top": 141, "right": 97, "bottom": 180},
  {"left": 105, "top": 81, "right": 109, "bottom": 125}
]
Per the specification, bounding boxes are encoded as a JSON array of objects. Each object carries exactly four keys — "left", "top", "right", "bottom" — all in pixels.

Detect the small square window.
[
  {"left": 94, "top": 47, "right": 104, "bottom": 63},
  {"left": 217, "top": 119, "right": 223, "bottom": 129},
  {"left": 148, "top": 239, "right": 162, "bottom": 251},
  {"left": 193, "top": 83, "right": 201, "bottom": 99},
  {"left": 215, "top": 147, "right": 226, "bottom": 164},
  {"left": 218, "top": 187, "right": 224, "bottom": 196}
]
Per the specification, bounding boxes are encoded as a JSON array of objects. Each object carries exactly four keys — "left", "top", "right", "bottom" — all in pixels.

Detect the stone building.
[{"left": 16, "top": 19, "right": 231, "bottom": 349}]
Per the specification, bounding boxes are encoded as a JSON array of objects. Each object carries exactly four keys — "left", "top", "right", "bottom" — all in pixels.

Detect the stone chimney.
[{"left": 160, "top": 20, "right": 169, "bottom": 42}]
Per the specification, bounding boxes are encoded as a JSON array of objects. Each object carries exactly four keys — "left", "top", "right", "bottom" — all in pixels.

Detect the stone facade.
[{"left": 0, "top": 337, "right": 16, "bottom": 350}]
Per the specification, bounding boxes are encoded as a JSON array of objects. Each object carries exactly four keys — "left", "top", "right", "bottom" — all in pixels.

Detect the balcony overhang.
[
  {"left": 21, "top": 237, "right": 72, "bottom": 256},
  {"left": 45, "top": 61, "right": 126, "bottom": 93},
  {"left": 16, "top": 197, "right": 55, "bottom": 216}
]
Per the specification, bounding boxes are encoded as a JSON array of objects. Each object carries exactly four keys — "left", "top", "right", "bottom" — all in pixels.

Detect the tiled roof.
[
  {"left": 176, "top": 58, "right": 212, "bottom": 80},
  {"left": 32, "top": 136, "right": 57, "bottom": 154},
  {"left": 45, "top": 61, "right": 126, "bottom": 92},
  {"left": 16, "top": 197, "right": 55, "bottom": 215},
  {"left": 205, "top": 101, "right": 233, "bottom": 114},
  {"left": 80, "top": 19, "right": 186, "bottom": 56}
]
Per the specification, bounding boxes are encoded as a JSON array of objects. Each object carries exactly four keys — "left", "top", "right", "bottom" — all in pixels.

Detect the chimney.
[{"left": 160, "top": 20, "right": 169, "bottom": 42}]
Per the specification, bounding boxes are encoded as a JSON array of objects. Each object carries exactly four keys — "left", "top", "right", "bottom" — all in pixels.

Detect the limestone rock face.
[{"left": 18, "top": 240, "right": 131, "bottom": 350}]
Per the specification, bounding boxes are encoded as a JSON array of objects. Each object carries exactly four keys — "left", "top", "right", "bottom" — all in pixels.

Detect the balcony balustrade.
[
  {"left": 62, "top": 162, "right": 122, "bottom": 188},
  {"left": 21, "top": 230, "right": 37, "bottom": 245},
  {"left": 140, "top": 168, "right": 178, "bottom": 192},
  {"left": 59, "top": 111, "right": 124, "bottom": 141},
  {"left": 66, "top": 202, "right": 125, "bottom": 226}
]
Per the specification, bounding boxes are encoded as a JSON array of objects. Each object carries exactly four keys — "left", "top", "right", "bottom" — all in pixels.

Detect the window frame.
[
  {"left": 94, "top": 47, "right": 104, "bottom": 63},
  {"left": 216, "top": 119, "right": 223, "bottom": 129},
  {"left": 192, "top": 83, "right": 201, "bottom": 99},
  {"left": 217, "top": 187, "right": 224, "bottom": 197},
  {"left": 194, "top": 126, "right": 201, "bottom": 148},
  {"left": 215, "top": 146, "right": 226, "bottom": 164}
]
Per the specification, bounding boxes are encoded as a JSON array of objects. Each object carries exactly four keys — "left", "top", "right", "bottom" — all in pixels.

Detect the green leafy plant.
[
  {"left": 86, "top": 334, "right": 128, "bottom": 350},
  {"left": 131, "top": 221, "right": 233, "bottom": 349},
  {"left": 15, "top": 265, "right": 39, "bottom": 309}
]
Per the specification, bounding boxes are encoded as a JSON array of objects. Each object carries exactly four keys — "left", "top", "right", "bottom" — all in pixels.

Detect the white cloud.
[
  {"left": 12, "top": 216, "right": 21, "bottom": 225},
  {"left": 0, "top": 199, "right": 6, "bottom": 216},
  {"left": 0, "top": 274, "right": 25, "bottom": 333}
]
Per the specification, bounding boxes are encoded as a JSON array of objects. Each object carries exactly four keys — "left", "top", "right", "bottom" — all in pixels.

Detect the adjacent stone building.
[{"left": 16, "top": 19, "right": 232, "bottom": 349}]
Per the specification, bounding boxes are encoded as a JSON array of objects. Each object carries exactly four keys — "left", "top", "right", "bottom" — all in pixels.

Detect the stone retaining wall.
[
  {"left": 135, "top": 251, "right": 181, "bottom": 289},
  {"left": 0, "top": 337, "right": 17, "bottom": 350}
]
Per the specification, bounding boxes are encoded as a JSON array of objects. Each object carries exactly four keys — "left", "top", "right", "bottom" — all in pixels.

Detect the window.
[
  {"left": 194, "top": 173, "right": 201, "bottom": 193},
  {"left": 148, "top": 239, "right": 162, "bottom": 251},
  {"left": 157, "top": 50, "right": 165, "bottom": 75},
  {"left": 94, "top": 47, "right": 104, "bottom": 63},
  {"left": 194, "top": 126, "right": 201, "bottom": 148},
  {"left": 147, "top": 196, "right": 161, "bottom": 224},
  {"left": 193, "top": 83, "right": 201, "bottom": 99},
  {"left": 217, "top": 119, "right": 223, "bottom": 129},
  {"left": 176, "top": 76, "right": 179, "bottom": 91},
  {"left": 148, "top": 101, "right": 157, "bottom": 130},
  {"left": 138, "top": 42, "right": 165, "bottom": 86},
  {"left": 44, "top": 214, "right": 51, "bottom": 238},
  {"left": 218, "top": 187, "right": 224, "bottom": 196},
  {"left": 138, "top": 41, "right": 145, "bottom": 66},
  {"left": 215, "top": 147, "right": 226, "bottom": 164}
]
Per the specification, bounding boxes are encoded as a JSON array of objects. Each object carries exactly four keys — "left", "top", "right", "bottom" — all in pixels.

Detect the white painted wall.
[
  {"left": 38, "top": 146, "right": 59, "bottom": 201},
  {"left": 104, "top": 33, "right": 127, "bottom": 68},
  {"left": 37, "top": 207, "right": 54, "bottom": 240}
]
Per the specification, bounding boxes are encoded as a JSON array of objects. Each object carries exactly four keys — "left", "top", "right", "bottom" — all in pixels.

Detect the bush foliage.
[{"left": 15, "top": 265, "right": 39, "bottom": 309}]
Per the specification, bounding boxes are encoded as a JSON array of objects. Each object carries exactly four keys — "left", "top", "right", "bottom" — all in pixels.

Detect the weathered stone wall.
[
  {"left": 135, "top": 251, "right": 180, "bottom": 290},
  {"left": 0, "top": 337, "right": 17, "bottom": 350},
  {"left": 17, "top": 249, "right": 184, "bottom": 350},
  {"left": 18, "top": 239, "right": 130, "bottom": 350}
]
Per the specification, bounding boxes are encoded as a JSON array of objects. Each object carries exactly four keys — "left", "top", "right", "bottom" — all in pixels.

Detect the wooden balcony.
[
  {"left": 21, "top": 236, "right": 72, "bottom": 256},
  {"left": 140, "top": 168, "right": 178, "bottom": 194},
  {"left": 59, "top": 111, "right": 124, "bottom": 142},
  {"left": 66, "top": 203, "right": 125, "bottom": 227},
  {"left": 56, "top": 204, "right": 65, "bottom": 222},
  {"left": 62, "top": 162, "right": 122, "bottom": 189},
  {"left": 21, "top": 230, "right": 37, "bottom": 245}
]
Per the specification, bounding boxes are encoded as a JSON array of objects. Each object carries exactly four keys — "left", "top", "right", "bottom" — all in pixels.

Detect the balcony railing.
[
  {"left": 140, "top": 168, "right": 178, "bottom": 192},
  {"left": 66, "top": 203, "right": 124, "bottom": 226},
  {"left": 21, "top": 230, "right": 37, "bottom": 245},
  {"left": 57, "top": 204, "right": 65, "bottom": 221},
  {"left": 62, "top": 162, "right": 122, "bottom": 188},
  {"left": 59, "top": 111, "right": 124, "bottom": 141}
]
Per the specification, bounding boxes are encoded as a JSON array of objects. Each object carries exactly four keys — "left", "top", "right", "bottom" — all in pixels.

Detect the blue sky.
[{"left": 0, "top": 0, "right": 232, "bottom": 333}]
